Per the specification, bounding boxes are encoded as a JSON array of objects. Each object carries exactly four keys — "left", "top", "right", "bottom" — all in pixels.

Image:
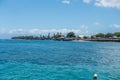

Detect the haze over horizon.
[{"left": 0, "top": 0, "right": 120, "bottom": 39}]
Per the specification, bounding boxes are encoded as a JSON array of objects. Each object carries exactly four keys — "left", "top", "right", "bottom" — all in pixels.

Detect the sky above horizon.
[{"left": 0, "top": 0, "right": 120, "bottom": 38}]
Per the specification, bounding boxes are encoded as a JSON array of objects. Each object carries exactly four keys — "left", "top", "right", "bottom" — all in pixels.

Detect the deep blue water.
[{"left": 0, "top": 40, "right": 120, "bottom": 80}]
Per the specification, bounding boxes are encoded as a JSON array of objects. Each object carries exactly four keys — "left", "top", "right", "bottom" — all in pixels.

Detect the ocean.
[{"left": 0, "top": 40, "right": 120, "bottom": 80}]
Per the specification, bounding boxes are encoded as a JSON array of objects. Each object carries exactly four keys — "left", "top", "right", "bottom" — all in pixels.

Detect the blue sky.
[{"left": 0, "top": 0, "right": 120, "bottom": 38}]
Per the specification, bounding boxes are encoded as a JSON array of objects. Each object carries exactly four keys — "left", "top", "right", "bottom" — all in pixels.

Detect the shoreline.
[{"left": 10, "top": 39, "right": 120, "bottom": 42}]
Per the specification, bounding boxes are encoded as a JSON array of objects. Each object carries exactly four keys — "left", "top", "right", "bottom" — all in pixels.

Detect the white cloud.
[
  {"left": 95, "top": 0, "right": 120, "bottom": 9},
  {"left": 83, "top": 0, "right": 92, "bottom": 3},
  {"left": 0, "top": 28, "right": 80, "bottom": 35},
  {"left": 80, "top": 25, "right": 90, "bottom": 35},
  {"left": 60, "top": 0, "right": 120, "bottom": 9},
  {"left": 80, "top": 25, "right": 88, "bottom": 29},
  {"left": 94, "top": 22, "right": 100, "bottom": 25},
  {"left": 111, "top": 24, "right": 120, "bottom": 28},
  {"left": 61, "top": 0, "right": 70, "bottom": 4},
  {"left": 8, "top": 29, "right": 26, "bottom": 34}
]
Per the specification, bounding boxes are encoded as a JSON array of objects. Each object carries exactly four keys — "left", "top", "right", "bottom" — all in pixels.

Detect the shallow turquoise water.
[{"left": 0, "top": 40, "right": 120, "bottom": 80}]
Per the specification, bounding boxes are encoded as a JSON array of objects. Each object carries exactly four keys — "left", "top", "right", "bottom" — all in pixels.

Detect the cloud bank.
[
  {"left": 0, "top": 28, "right": 80, "bottom": 35},
  {"left": 61, "top": 0, "right": 120, "bottom": 9},
  {"left": 95, "top": 0, "right": 120, "bottom": 9}
]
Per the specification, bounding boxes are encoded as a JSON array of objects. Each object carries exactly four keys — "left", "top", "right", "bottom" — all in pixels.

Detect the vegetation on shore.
[
  {"left": 11, "top": 32, "right": 120, "bottom": 40},
  {"left": 11, "top": 32, "right": 76, "bottom": 40},
  {"left": 92, "top": 32, "right": 120, "bottom": 38}
]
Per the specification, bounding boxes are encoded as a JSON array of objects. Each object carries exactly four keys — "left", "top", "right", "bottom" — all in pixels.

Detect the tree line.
[
  {"left": 11, "top": 32, "right": 76, "bottom": 40},
  {"left": 11, "top": 32, "right": 120, "bottom": 40},
  {"left": 91, "top": 32, "right": 120, "bottom": 38}
]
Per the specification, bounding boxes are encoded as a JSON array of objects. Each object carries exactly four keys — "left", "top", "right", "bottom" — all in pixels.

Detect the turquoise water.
[{"left": 0, "top": 40, "right": 120, "bottom": 80}]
